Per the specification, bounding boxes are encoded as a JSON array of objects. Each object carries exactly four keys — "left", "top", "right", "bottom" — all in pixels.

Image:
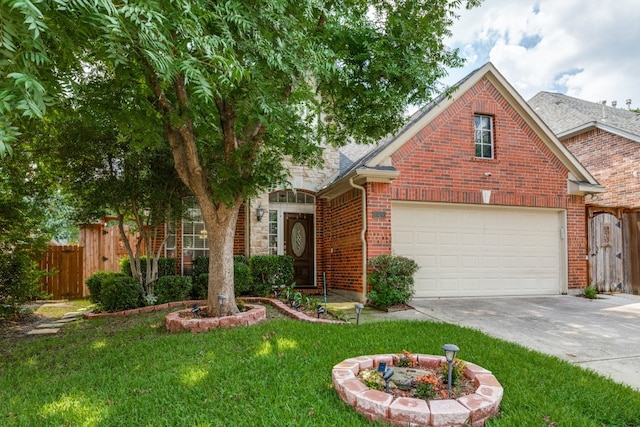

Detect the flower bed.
[
  {"left": 332, "top": 353, "right": 503, "bottom": 427},
  {"left": 165, "top": 304, "right": 266, "bottom": 333}
]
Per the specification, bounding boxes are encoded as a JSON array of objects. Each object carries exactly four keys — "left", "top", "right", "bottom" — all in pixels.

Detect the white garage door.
[{"left": 392, "top": 202, "right": 565, "bottom": 298}]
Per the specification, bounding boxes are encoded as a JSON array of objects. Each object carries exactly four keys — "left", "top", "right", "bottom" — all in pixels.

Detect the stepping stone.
[
  {"left": 27, "top": 328, "right": 60, "bottom": 335},
  {"left": 62, "top": 312, "right": 84, "bottom": 318},
  {"left": 54, "top": 317, "right": 79, "bottom": 324},
  {"left": 36, "top": 323, "right": 61, "bottom": 328}
]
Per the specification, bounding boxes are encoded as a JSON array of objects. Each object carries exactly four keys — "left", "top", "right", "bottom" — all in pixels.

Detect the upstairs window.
[{"left": 474, "top": 114, "right": 494, "bottom": 159}]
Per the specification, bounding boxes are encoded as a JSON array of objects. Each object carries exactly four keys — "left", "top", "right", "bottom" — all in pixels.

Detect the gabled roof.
[
  {"left": 319, "top": 62, "right": 602, "bottom": 198},
  {"left": 528, "top": 92, "right": 640, "bottom": 142}
]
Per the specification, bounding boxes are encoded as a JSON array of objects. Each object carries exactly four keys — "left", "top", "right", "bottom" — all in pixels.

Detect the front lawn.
[{"left": 1, "top": 308, "right": 639, "bottom": 426}]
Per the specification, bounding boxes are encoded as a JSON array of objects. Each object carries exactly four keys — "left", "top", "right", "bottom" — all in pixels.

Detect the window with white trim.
[
  {"left": 182, "top": 206, "right": 208, "bottom": 275},
  {"left": 474, "top": 114, "right": 494, "bottom": 159}
]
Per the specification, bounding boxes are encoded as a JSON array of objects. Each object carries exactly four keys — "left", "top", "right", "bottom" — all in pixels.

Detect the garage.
[{"left": 391, "top": 202, "right": 566, "bottom": 298}]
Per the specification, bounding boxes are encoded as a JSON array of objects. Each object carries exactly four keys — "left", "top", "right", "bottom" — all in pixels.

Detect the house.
[
  {"left": 529, "top": 92, "right": 640, "bottom": 294},
  {"left": 168, "top": 63, "right": 604, "bottom": 301}
]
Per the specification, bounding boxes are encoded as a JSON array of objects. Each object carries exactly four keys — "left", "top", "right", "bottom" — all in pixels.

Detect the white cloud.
[{"left": 443, "top": 0, "right": 640, "bottom": 109}]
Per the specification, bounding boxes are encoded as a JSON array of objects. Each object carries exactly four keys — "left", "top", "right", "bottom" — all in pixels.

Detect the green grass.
[{"left": 2, "top": 309, "right": 640, "bottom": 426}]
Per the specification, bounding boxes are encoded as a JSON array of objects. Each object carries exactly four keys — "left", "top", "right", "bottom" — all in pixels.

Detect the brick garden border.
[
  {"left": 332, "top": 354, "right": 503, "bottom": 427},
  {"left": 84, "top": 297, "right": 344, "bottom": 334}
]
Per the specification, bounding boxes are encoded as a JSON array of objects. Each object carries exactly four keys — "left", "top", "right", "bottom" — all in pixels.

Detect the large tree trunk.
[{"left": 198, "top": 195, "right": 242, "bottom": 317}]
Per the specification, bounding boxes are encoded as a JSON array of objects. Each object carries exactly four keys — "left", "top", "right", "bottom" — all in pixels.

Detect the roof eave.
[{"left": 317, "top": 167, "right": 399, "bottom": 199}]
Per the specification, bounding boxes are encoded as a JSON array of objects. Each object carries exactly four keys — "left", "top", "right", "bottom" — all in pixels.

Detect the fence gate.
[{"left": 38, "top": 245, "right": 85, "bottom": 299}]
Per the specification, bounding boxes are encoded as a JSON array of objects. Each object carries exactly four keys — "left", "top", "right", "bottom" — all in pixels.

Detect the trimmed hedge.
[
  {"left": 85, "top": 271, "right": 112, "bottom": 304},
  {"left": 154, "top": 275, "right": 192, "bottom": 304},
  {"left": 249, "top": 255, "right": 294, "bottom": 296},
  {"left": 99, "top": 273, "right": 142, "bottom": 312},
  {"left": 367, "top": 254, "right": 419, "bottom": 309}
]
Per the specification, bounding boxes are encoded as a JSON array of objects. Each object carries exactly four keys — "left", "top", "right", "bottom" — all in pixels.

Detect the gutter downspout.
[{"left": 349, "top": 177, "right": 367, "bottom": 302}]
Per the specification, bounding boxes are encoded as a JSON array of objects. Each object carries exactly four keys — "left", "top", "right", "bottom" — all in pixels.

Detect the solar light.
[
  {"left": 316, "top": 304, "right": 325, "bottom": 319},
  {"left": 442, "top": 344, "right": 459, "bottom": 393},
  {"left": 191, "top": 304, "right": 200, "bottom": 315},
  {"left": 383, "top": 367, "right": 394, "bottom": 393},
  {"left": 218, "top": 294, "right": 227, "bottom": 314},
  {"left": 355, "top": 303, "right": 364, "bottom": 325}
]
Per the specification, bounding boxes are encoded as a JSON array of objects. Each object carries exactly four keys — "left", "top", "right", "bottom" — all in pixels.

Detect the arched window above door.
[{"left": 269, "top": 190, "right": 315, "bottom": 204}]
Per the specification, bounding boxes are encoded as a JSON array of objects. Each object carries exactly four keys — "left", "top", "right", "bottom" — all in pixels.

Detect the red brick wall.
[
  {"left": 324, "top": 188, "right": 365, "bottom": 294},
  {"left": 234, "top": 204, "right": 245, "bottom": 255},
  {"left": 315, "top": 197, "right": 328, "bottom": 288},
  {"left": 325, "top": 76, "right": 588, "bottom": 293},
  {"left": 562, "top": 128, "right": 640, "bottom": 209}
]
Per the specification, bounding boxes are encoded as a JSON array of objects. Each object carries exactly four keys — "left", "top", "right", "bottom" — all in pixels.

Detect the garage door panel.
[{"left": 392, "top": 202, "right": 564, "bottom": 297}]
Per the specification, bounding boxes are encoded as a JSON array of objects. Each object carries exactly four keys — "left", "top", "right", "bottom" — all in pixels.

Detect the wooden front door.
[
  {"left": 285, "top": 213, "right": 314, "bottom": 287},
  {"left": 589, "top": 212, "right": 624, "bottom": 292}
]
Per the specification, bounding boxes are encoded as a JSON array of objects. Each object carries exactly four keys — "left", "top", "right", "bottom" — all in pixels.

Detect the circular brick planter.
[
  {"left": 332, "top": 354, "right": 503, "bottom": 427},
  {"left": 165, "top": 304, "right": 266, "bottom": 333}
]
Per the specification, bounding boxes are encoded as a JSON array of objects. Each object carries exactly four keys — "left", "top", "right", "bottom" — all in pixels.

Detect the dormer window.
[{"left": 474, "top": 114, "right": 494, "bottom": 159}]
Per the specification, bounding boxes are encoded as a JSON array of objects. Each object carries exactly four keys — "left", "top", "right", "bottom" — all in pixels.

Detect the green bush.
[
  {"left": 99, "top": 274, "right": 142, "bottom": 312},
  {"left": 120, "top": 257, "right": 177, "bottom": 279},
  {"left": 191, "top": 273, "right": 208, "bottom": 300},
  {"left": 249, "top": 255, "right": 294, "bottom": 296},
  {"left": 85, "top": 271, "right": 112, "bottom": 304},
  {"left": 367, "top": 254, "right": 419, "bottom": 309},
  {"left": 0, "top": 251, "right": 45, "bottom": 318},
  {"left": 191, "top": 256, "right": 209, "bottom": 277},
  {"left": 234, "top": 255, "right": 248, "bottom": 265},
  {"left": 154, "top": 275, "right": 192, "bottom": 304},
  {"left": 583, "top": 285, "right": 597, "bottom": 299},
  {"left": 234, "top": 261, "right": 252, "bottom": 296}
]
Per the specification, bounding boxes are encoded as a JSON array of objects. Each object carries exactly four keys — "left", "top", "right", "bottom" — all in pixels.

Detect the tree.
[
  {"left": 11, "top": 0, "right": 480, "bottom": 316},
  {"left": 22, "top": 75, "right": 189, "bottom": 301}
]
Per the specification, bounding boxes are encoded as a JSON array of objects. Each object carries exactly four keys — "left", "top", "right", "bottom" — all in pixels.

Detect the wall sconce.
[
  {"left": 442, "top": 343, "right": 459, "bottom": 394},
  {"left": 256, "top": 204, "right": 265, "bottom": 221}
]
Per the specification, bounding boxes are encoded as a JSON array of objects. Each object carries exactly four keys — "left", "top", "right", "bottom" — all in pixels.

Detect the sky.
[{"left": 442, "top": 0, "right": 640, "bottom": 110}]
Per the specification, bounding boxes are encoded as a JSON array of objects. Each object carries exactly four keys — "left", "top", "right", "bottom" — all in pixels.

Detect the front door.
[
  {"left": 589, "top": 212, "right": 624, "bottom": 292},
  {"left": 285, "top": 213, "right": 314, "bottom": 287}
]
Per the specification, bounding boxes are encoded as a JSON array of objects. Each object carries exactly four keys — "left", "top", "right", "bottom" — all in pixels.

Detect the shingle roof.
[{"left": 528, "top": 92, "right": 640, "bottom": 137}]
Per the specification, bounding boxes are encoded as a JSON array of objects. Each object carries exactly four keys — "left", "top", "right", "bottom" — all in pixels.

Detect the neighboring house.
[
  {"left": 168, "top": 63, "right": 604, "bottom": 301},
  {"left": 529, "top": 92, "right": 640, "bottom": 294}
]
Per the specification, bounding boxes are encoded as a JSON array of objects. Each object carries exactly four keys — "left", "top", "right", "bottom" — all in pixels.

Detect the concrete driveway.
[{"left": 409, "top": 294, "right": 640, "bottom": 390}]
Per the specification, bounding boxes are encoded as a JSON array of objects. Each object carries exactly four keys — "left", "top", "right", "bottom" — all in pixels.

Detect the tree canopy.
[{"left": 3, "top": 0, "right": 481, "bottom": 315}]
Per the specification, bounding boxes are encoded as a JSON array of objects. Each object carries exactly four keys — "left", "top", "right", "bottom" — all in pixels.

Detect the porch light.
[
  {"left": 442, "top": 344, "right": 459, "bottom": 393},
  {"left": 256, "top": 204, "right": 265, "bottom": 221},
  {"left": 355, "top": 303, "right": 364, "bottom": 325},
  {"left": 218, "top": 294, "right": 227, "bottom": 313}
]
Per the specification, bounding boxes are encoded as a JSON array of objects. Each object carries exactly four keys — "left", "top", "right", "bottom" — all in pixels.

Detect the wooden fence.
[
  {"left": 38, "top": 246, "right": 85, "bottom": 300},
  {"left": 38, "top": 219, "right": 144, "bottom": 300}
]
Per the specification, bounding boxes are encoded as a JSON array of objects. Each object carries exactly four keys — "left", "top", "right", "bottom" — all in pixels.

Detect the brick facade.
[
  {"left": 324, "top": 75, "right": 590, "bottom": 295},
  {"left": 562, "top": 128, "right": 640, "bottom": 210}
]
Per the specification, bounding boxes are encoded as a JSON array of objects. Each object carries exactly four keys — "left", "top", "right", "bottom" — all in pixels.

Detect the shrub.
[
  {"left": 191, "top": 273, "right": 208, "bottom": 300},
  {"left": 367, "top": 254, "right": 419, "bottom": 309},
  {"left": 234, "top": 261, "right": 252, "bottom": 296},
  {"left": 154, "top": 275, "right": 192, "bottom": 304},
  {"left": 120, "top": 257, "right": 177, "bottom": 279},
  {"left": 191, "top": 256, "right": 209, "bottom": 277},
  {"left": 0, "top": 250, "right": 46, "bottom": 318},
  {"left": 249, "top": 255, "right": 294, "bottom": 296},
  {"left": 99, "top": 274, "right": 142, "bottom": 312},
  {"left": 85, "top": 271, "right": 112, "bottom": 304},
  {"left": 234, "top": 255, "right": 248, "bottom": 265},
  {"left": 583, "top": 285, "right": 597, "bottom": 299}
]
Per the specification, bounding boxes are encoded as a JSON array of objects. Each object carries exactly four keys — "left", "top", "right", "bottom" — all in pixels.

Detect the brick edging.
[
  {"left": 240, "top": 297, "right": 345, "bottom": 324},
  {"left": 332, "top": 354, "right": 503, "bottom": 427},
  {"left": 83, "top": 297, "right": 345, "bottom": 324}
]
